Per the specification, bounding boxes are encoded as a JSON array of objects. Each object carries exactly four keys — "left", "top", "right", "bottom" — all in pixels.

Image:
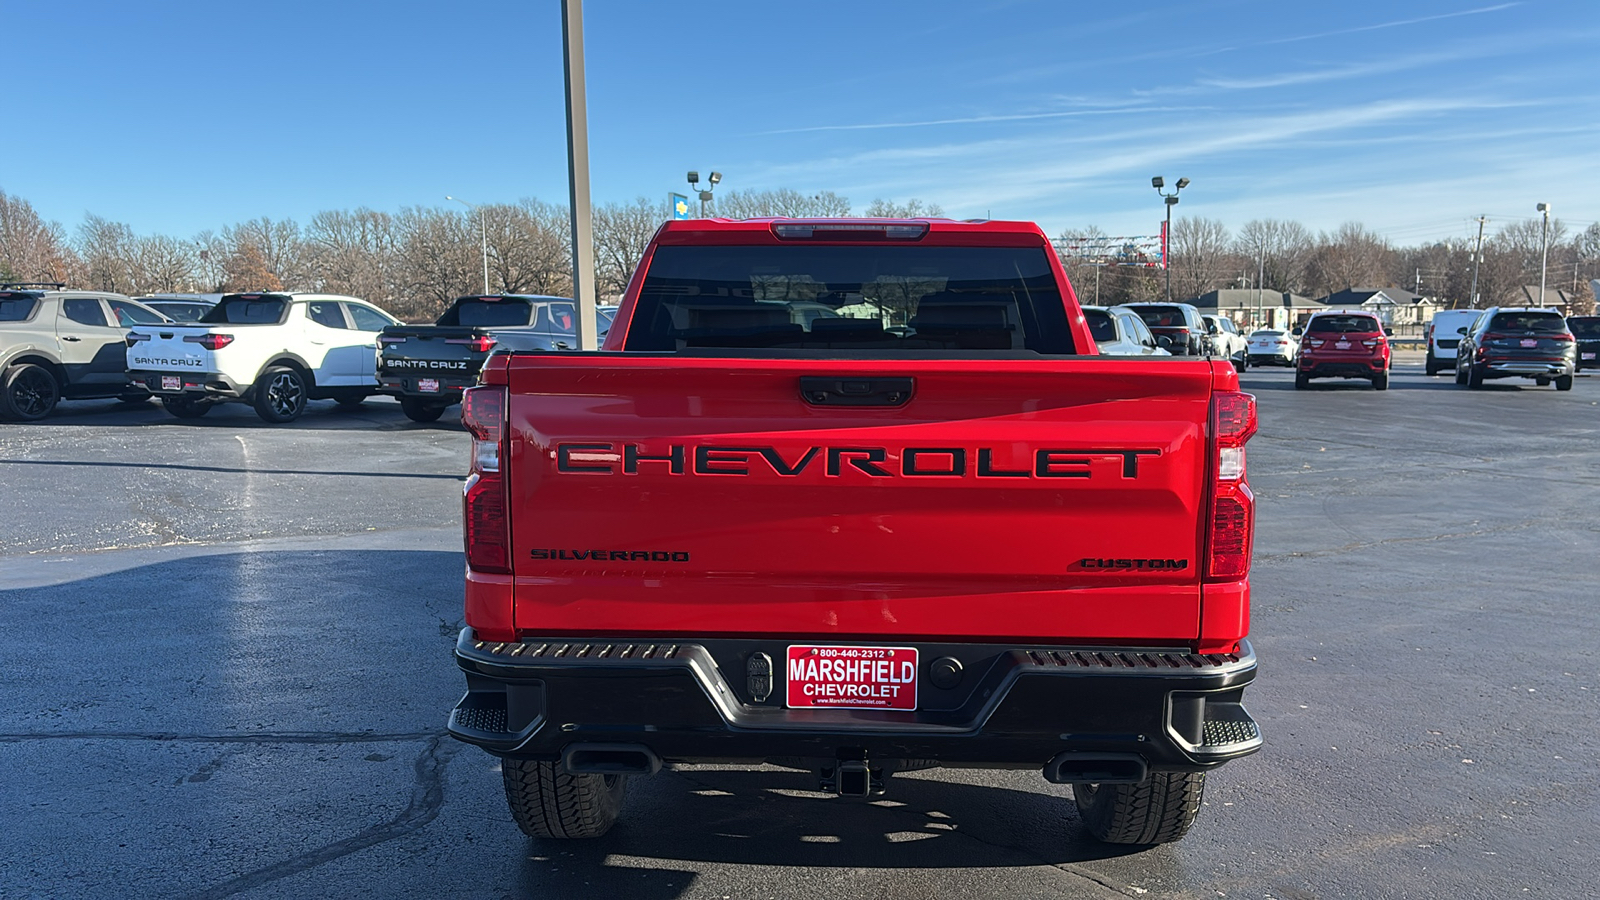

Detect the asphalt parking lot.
[{"left": 3, "top": 359, "right": 1598, "bottom": 899}]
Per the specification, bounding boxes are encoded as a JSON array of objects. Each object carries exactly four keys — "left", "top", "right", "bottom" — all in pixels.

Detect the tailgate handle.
[{"left": 799, "top": 376, "right": 913, "bottom": 407}]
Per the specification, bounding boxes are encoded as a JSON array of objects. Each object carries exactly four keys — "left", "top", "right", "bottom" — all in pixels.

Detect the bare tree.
[
  {"left": 222, "top": 218, "right": 306, "bottom": 289},
  {"left": 1234, "top": 219, "right": 1313, "bottom": 295},
  {"left": 482, "top": 199, "right": 571, "bottom": 297},
  {"left": 593, "top": 197, "right": 664, "bottom": 299},
  {"left": 863, "top": 198, "right": 944, "bottom": 218},
  {"left": 305, "top": 208, "right": 397, "bottom": 302},
  {"left": 1306, "top": 223, "right": 1392, "bottom": 294},
  {"left": 1169, "top": 217, "right": 1235, "bottom": 300},
  {"left": 392, "top": 206, "right": 479, "bottom": 319},
  {"left": 76, "top": 215, "right": 140, "bottom": 293},
  {"left": 716, "top": 189, "right": 852, "bottom": 218},
  {"left": 0, "top": 190, "right": 75, "bottom": 284},
  {"left": 130, "top": 235, "right": 198, "bottom": 293}
]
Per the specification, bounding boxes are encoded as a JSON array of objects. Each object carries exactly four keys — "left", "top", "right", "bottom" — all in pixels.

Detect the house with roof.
[
  {"left": 1315, "top": 288, "right": 1443, "bottom": 336},
  {"left": 1509, "top": 286, "right": 1572, "bottom": 313},
  {"left": 1185, "top": 289, "right": 1322, "bottom": 331}
]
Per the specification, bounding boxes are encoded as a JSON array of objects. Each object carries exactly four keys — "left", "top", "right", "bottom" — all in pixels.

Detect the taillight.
[
  {"left": 1362, "top": 339, "right": 1379, "bottom": 350},
  {"left": 379, "top": 335, "right": 407, "bottom": 344},
  {"left": 1305, "top": 337, "right": 1324, "bottom": 349},
  {"left": 183, "top": 333, "right": 234, "bottom": 350},
  {"left": 126, "top": 332, "right": 150, "bottom": 347},
  {"left": 447, "top": 335, "right": 498, "bottom": 353},
  {"left": 1552, "top": 332, "right": 1574, "bottom": 342},
  {"left": 461, "top": 385, "right": 510, "bottom": 574},
  {"left": 1206, "top": 391, "right": 1256, "bottom": 581}
]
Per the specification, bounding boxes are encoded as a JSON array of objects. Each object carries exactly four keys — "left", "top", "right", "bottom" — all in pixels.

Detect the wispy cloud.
[
  {"left": 1192, "top": 3, "right": 1520, "bottom": 57},
  {"left": 758, "top": 105, "right": 1195, "bottom": 135}
]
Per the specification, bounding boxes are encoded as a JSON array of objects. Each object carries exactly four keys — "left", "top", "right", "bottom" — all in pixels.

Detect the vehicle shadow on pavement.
[
  {"left": 507, "top": 767, "right": 1153, "bottom": 898},
  {"left": 16, "top": 399, "right": 463, "bottom": 430}
]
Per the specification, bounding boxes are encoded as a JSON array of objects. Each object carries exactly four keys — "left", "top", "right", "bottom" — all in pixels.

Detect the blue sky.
[{"left": 4, "top": 0, "right": 1596, "bottom": 245}]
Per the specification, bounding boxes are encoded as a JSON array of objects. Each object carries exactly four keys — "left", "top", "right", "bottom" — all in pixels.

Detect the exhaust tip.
[
  {"left": 1043, "top": 752, "right": 1148, "bottom": 785},
  {"left": 562, "top": 742, "right": 662, "bottom": 776}
]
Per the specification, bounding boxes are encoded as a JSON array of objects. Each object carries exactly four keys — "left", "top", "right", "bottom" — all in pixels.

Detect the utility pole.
[
  {"left": 1256, "top": 250, "right": 1265, "bottom": 331},
  {"left": 1468, "top": 216, "right": 1487, "bottom": 308},
  {"left": 1537, "top": 203, "right": 1551, "bottom": 309},
  {"left": 561, "top": 0, "right": 599, "bottom": 350}
]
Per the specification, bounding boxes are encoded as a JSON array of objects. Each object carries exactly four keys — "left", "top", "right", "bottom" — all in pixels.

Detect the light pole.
[
  {"left": 1468, "top": 216, "right": 1486, "bottom": 308},
  {"left": 1151, "top": 176, "right": 1189, "bottom": 301},
  {"left": 1536, "top": 202, "right": 1551, "bottom": 308},
  {"left": 447, "top": 196, "right": 490, "bottom": 295},
  {"left": 687, "top": 170, "right": 722, "bottom": 217}
]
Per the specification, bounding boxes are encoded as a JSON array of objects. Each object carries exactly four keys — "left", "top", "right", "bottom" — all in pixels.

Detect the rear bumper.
[
  {"left": 1299, "top": 358, "right": 1386, "bottom": 379},
  {"left": 376, "top": 375, "right": 474, "bottom": 403},
  {"left": 1478, "top": 358, "right": 1574, "bottom": 378},
  {"left": 447, "top": 629, "right": 1262, "bottom": 775},
  {"left": 129, "top": 370, "right": 244, "bottom": 399}
]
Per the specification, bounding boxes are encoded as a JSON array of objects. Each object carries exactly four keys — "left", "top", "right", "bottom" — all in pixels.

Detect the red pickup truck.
[{"left": 447, "top": 218, "right": 1261, "bottom": 845}]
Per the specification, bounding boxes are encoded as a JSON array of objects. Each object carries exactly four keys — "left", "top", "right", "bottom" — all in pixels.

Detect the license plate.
[
  {"left": 1584, "top": 352, "right": 1596, "bottom": 360},
  {"left": 1521, "top": 339, "right": 1538, "bottom": 348},
  {"left": 161, "top": 375, "right": 181, "bottom": 391},
  {"left": 786, "top": 645, "right": 918, "bottom": 710},
  {"left": 1335, "top": 341, "right": 1350, "bottom": 350},
  {"left": 418, "top": 378, "right": 440, "bottom": 393}
]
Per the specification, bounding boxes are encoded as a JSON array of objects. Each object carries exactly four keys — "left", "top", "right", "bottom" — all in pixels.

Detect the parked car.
[
  {"left": 1294, "top": 310, "right": 1392, "bottom": 390},
  {"left": 376, "top": 294, "right": 613, "bottom": 422},
  {"left": 138, "top": 294, "right": 220, "bottom": 323},
  {"left": 1082, "top": 305, "right": 1170, "bottom": 356},
  {"left": 1201, "top": 315, "right": 1249, "bottom": 369},
  {"left": 1246, "top": 329, "right": 1297, "bottom": 366},
  {"left": 127, "top": 291, "right": 402, "bottom": 422},
  {"left": 0, "top": 284, "right": 171, "bottom": 421},
  {"left": 1455, "top": 307, "right": 1575, "bottom": 390},
  {"left": 1424, "top": 309, "right": 1482, "bottom": 376},
  {"left": 1566, "top": 315, "right": 1600, "bottom": 371},
  {"left": 1117, "top": 303, "right": 1207, "bottom": 356},
  {"left": 448, "top": 217, "right": 1262, "bottom": 847}
]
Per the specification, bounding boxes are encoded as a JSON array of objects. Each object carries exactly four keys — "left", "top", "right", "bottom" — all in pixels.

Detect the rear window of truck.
[
  {"left": 203, "top": 295, "right": 289, "bottom": 324},
  {"left": 624, "top": 245, "right": 1077, "bottom": 354},
  {"left": 1307, "top": 315, "right": 1380, "bottom": 333},
  {"left": 440, "top": 298, "right": 535, "bottom": 328},
  {"left": 0, "top": 295, "right": 40, "bottom": 321}
]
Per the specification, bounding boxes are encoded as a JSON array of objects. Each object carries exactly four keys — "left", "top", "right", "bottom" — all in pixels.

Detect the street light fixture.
[
  {"left": 687, "top": 170, "right": 724, "bottom": 217},
  {"left": 446, "top": 195, "right": 491, "bottom": 295},
  {"left": 1536, "top": 202, "right": 1551, "bottom": 308},
  {"left": 1152, "top": 175, "right": 1189, "bottom": 301}
]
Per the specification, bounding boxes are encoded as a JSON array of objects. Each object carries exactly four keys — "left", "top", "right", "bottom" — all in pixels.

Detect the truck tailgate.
[
  {"left": 504, "top": 355, "right": 1217, "bottom": 642},
  {"left": 127, "top": 325, "right": 217, "bottom": 374}
]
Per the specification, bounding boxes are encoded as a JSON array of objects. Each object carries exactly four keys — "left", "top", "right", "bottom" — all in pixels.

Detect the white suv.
[
  {"left": 127, "top": 291, "right": 401, "bottom": 422},
  {"left": 1424, "top": 309, "right": 1482, "bottom": 376},
  {"left": 1202, "top": 315, "right": 1249, "bottom": 369}
]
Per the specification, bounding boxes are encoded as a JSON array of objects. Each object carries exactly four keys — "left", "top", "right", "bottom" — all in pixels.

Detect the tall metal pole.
[
  {"left": 1537, "top": 203, "right": 1551, "bottom": 309},
  {"left": 562, "top": 0, "right": 599, "bottom": 350},
  {"left": 1256, "top": 250, "right": 1264, "bottom": 330},
  {"left": 1164, "top": 201, "right": 1174, "bottom": 302},
  {"left": 1469, "top": 216, "right": 1486, "bottom": 307}
]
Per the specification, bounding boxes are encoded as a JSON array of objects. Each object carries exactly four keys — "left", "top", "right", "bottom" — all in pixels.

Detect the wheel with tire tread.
[
  {"left": 162, "top": 396, "right": 213, "bottom": 419},
  {"left": 501, "top": 758, "right": 627, "bottom": 839},
  {"left": 1535, "top": 377, "right": 1550, "bottom": 387},
  {"left": 1, "top": 363, "right": 61, "bottom": 421},
  {"left": 1467, "top": 365, "right": 1483, "bottom": 388},
  {"left": 1294, "top": 372, "right": 1309, "bottom": 390},
  {"left": 400, "top": 397, "right": 447, "bottom": 422},
  {"left": 1074, "top": 772, "right": 1206, "bottom": 845},
  {"left": 1455, "top": 363, "right": 1468, "bottom": 385},
  {"left": 1555, "top": 374, "right": 1573, "bottom": 391},
  {"left": 1372, "top": 371, "right": 1389, "bottom": 391},
  {"left": 1425, "top": 353, "right": 1440, "bottom": 376},
  {"left": 253, "top": 366, "right": 309, "bottom": 423}
]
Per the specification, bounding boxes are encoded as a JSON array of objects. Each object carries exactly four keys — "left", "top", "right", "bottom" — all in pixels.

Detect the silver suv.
[{"left": 0, "top": 283, "right": 172, "bottom": 420}]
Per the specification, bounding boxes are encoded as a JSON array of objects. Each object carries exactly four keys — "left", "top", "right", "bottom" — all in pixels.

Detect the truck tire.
[
  {"left": 401, "top": 397, "right": 447, "bottom": 423},
  {"left": 162, "top": 397, "right": 213, "bottom": 419},
  {"left": 1, "top": 363, "right": 61, "bottom": 421},
  {"left": 501, "top": 759, "right": 627, "bottom": 839},
  {"left": 1074, "top": 772, "right": 1205, "bottom": 845},
  {"left": 254, "top": 366, "right": 309, "bottom": 423},
  {"left": 1555, "top": 374, "right": 1573, "bottom": 391}
]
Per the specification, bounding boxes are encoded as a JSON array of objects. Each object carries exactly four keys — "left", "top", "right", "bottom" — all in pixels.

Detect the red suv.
[{"left": 1294, "top": 311, "right": 1392, "bottom": 390}]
